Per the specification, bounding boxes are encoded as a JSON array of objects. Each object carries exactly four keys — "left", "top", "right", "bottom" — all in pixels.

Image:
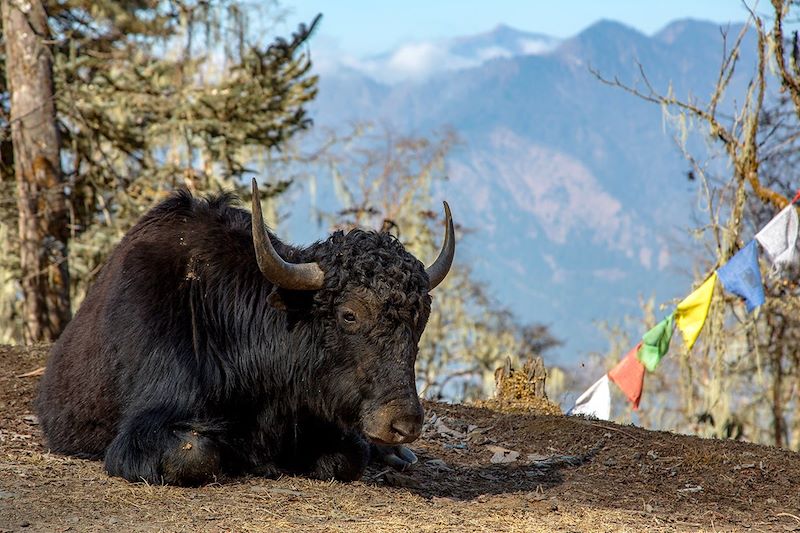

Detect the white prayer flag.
[
  {"left": 567, "top": 374, "right": 611, "bottom": 420},
  {"left": 755, "top": 204, "right": 800, "bottom": 275}
]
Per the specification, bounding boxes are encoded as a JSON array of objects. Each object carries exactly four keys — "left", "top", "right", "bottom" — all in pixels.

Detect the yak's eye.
[{"left": 338, "top": 302, "right": 366, "bottom": 329}]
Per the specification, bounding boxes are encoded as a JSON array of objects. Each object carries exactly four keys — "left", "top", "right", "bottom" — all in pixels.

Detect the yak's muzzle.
[{"left": 363, "top": 399, "right": 424, "bottom": 444}]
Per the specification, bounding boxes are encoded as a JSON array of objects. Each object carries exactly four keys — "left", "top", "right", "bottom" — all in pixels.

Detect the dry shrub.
[{"left": 474, "top": 356, "right": 562, "bottom": 416}]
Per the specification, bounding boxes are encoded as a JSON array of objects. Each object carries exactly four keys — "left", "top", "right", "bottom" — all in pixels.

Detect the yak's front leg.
[
  {"left": 309, "top": 430, "right": 371, "bottom": 481},
  {"left": 104, "top": 407, "right": 223, "bottom": 486}
]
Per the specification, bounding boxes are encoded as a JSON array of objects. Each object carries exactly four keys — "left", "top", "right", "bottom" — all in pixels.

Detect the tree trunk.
[
  {"left": 771, "top": 348, "right": 785, "bottom": 448},
  {"left": 2, "top": 0, "right": 70, "bottom": 343}
]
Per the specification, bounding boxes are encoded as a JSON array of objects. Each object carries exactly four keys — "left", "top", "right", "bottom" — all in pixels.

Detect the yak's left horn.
[
  {"left": 251, "top": 179, "right": 325, "bottom": 291},
  {"left": 425, "top": 201, "right": 455, "bottom": 290}
]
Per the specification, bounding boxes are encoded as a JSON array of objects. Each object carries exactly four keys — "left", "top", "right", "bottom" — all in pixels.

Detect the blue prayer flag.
[{"left": 716, "top": 241, "right": 765, "bottom": 312}]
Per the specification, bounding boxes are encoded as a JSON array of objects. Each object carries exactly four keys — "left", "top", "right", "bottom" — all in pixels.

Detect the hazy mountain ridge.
[
  {"left": 304, "top": 18, "right": 753, "bottom": 361},
  {"left": 325, "top": 24, "right": 562, "bottom": 84},
  {"left": 449, "top": 24, "right": 561, "bottom": 59}
]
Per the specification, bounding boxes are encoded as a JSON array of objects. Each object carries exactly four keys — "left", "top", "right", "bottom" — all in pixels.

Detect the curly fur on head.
[{"left": 310, "top": 229, "right": 431, "bottom": 327}]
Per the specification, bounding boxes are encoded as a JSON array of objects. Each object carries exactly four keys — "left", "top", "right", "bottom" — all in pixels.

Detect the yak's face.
[
  {"left": 314, "top": 230, "right": 431, "bottom": 444},
  {"left": 249, "top": 179, "right": 453, "bottom": 444}
]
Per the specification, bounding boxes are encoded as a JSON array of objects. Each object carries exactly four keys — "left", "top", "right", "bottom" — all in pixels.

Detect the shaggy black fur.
[{"left": 36, "top": 191, "right": 431, "bottom": 485}]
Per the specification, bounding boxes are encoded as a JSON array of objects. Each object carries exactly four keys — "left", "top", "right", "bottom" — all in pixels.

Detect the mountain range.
[{"left": 290, "top": 18, "right": 755, "bottom": 364}]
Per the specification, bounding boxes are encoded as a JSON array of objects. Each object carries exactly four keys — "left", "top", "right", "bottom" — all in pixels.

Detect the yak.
[{"left": 36, "top": 179, "right": 454, "bottom": 486}]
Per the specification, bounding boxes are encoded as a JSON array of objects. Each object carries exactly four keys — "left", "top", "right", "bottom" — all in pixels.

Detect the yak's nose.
[
  {"left": 390, "top": 411, "right": 423, "bottom": 442},
  {"left": 364, "top": 399, "right": 425, "bottom": 444}
]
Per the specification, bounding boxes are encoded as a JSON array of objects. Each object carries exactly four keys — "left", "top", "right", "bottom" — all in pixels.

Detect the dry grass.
[
  {"left": 0, "top": 450, "right": 726, "bottom": 533},
  {"left": 3, "top": 345, "right": 800, "bottom": 532}
]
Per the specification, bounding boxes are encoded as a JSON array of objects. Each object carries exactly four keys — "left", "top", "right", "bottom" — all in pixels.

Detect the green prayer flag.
[{"left": 637, "top": 313, "right": 675, "bottom": 372}]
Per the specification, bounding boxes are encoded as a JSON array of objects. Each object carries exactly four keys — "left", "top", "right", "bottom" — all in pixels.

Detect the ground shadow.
[{"left": 362, "top": 449, "right": 586, "bottom": 500}]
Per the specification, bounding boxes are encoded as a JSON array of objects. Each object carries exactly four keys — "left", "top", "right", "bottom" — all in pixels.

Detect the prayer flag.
[
  {"left": 717, "top": 241, "right": 765, "bottom": 312},
  {"left": 608, "top": 343, "right": 645, "bottom": 409},
  {"left": 567, "top": 375, "right": 611, "bottom": 420},
  {"left": 791, "top": 189, "right": 800, "bottom": 205},
  {"left": 638, "top": 313, "right": 675, "bottom": 372},
  {"left": 755, "top": 204, "right": 800, "bottom": 275},
  {"left": 675, "top": 273, "right": 717, "bottom": 350}
]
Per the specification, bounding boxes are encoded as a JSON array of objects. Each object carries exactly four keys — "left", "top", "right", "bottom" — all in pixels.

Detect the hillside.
[
  {"left": 3, "top": 345, "right": 799, "bottom": 532},
  {"left": 297, "top": 19, "right": 757, "bottom": 365}
]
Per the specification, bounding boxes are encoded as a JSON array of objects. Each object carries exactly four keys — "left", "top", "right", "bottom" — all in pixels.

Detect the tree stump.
[{"left": 494, "top": 355, "right": 549, "bottom": 400}]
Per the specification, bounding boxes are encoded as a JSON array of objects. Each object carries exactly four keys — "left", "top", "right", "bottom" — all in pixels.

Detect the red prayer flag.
[
  {"left": 792, "top": 189, "right": 800, "bottom": 205},
  {"left": 608, "top": 343, "right": 645, "bottom": 410}
]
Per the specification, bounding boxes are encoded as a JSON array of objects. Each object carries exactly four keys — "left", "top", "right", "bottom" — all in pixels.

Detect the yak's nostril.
[
  {"left": 391, "top": 415, "right": 422, "bottom": 441},
  {"left": 391, "top": 422, "right": 410, "bottom": 437}
]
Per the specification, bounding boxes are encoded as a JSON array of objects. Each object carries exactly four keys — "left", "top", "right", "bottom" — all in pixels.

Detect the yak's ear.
[
  {"left": 267, "top": 287, "right": 288, "bottom": 311},
  {"left": 267, "top": 286, "right": 314, "bottom": 312}
]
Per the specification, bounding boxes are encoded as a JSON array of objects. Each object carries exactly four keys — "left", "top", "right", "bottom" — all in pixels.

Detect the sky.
[{"left": 281, "top": 1, "right": 753, "bottom": 57}]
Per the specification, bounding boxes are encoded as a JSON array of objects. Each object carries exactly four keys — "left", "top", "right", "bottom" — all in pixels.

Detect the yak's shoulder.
[
  {"left": 149, "top": 189, "right": 245, "bottom": 222},
  {"left": 103, "top": 190, "right": 256, "bottom": 286},
  {"left": 135, "top": 189, "right": 251, "bottom": 234}
]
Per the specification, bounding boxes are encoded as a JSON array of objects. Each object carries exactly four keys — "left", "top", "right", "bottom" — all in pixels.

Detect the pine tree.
[{"left": 0, "top": 2, "right": 319, "bottom": 343}]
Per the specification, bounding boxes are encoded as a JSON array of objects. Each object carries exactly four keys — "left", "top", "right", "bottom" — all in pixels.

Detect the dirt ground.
[{"left": 2, "top": 345, "right": 800, "bottom": 532}]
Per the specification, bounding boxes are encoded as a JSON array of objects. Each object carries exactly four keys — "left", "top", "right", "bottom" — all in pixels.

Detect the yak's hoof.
[
  {"left": 373, "top": 444, "right": 418, "bottom": 471},
  {"left": 161, "top": 429, "right": 220, "bottom": 486}
]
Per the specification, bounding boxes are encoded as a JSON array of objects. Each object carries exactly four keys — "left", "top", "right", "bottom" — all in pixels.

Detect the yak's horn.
[
  {"left": 426, "top": 201, "right": 455, "bottom": 290},
  {"left": 251, "top": 178, "right": 325, "bottom": 290}
]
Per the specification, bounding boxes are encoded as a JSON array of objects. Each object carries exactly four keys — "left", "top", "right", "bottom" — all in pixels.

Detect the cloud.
[
  {"left": 307, "top": 35, "right": 359, "bottom": 76},
  {"left": 365, "top": 40, "right": 504, "bottom": 83},
  {"left": 505, "top": 258, "right": 527, "bottom": 276},
  {"left": 658, "top": 247, "right": 670, "bottom": 270},
  {"left": 383, "top": 42, "right": 475, "bottom": 81},
  {"left": 592, "top": 268, "right": 627, "bottom": 282},
  {"left": 518, "top": 38, "right": 557, "bottom": 55},
  {"left": 309, "top": 33, "right": 559, "bottom": 84},
  {"left": 543, "top": 254, "right": 567, "bottom": 284},
  {"left": 474, "top": 45, "right": 514, "bottom": 62},
  {"left": 639, "top": 247, "right": 653, "bottom": 269},
  {"left": 310, "top": 39, "right": 470, "bottom": 83}
]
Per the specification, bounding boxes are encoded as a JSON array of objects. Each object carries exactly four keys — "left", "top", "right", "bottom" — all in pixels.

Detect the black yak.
[{"left": 36, "top": 179, "right": 454, "bottom": 485}]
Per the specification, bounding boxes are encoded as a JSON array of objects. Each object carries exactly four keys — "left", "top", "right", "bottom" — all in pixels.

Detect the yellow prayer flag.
[{"left": 675, "top": 272, "right": 717, "bottom": 350}]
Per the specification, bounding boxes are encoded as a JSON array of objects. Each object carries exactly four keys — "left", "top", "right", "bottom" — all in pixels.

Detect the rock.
[
  {"left": 434, "top": 418, "right": 466, "bottom": 439},
  {"left": 486, "top": 445, "right": 520, "bottom": 464},
  {"left": 424, "top": 458, "right": 452, "bottom": 472}
]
